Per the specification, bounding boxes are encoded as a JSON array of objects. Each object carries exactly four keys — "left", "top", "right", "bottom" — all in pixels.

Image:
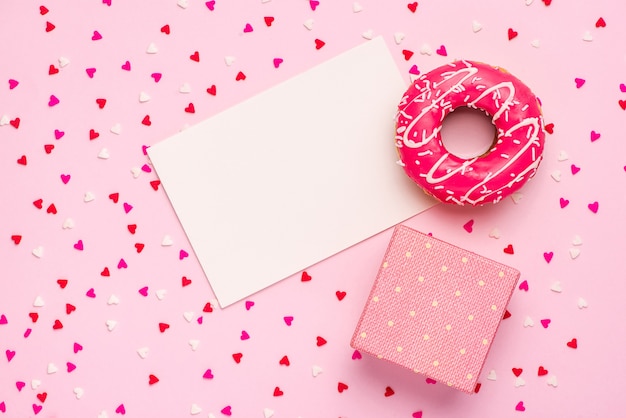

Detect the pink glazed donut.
[{"left": 395, "top": 60, "right": 545, "bottom": 205}]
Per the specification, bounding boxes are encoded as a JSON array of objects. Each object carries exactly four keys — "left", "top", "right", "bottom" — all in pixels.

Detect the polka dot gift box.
[{"left": 351, "top": 225, "right": 519, "bottom": 393}]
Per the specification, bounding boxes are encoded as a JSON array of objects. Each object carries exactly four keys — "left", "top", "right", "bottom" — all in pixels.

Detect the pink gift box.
[{"left": 351, "top": 225, "right": 519, "bottom": 393}]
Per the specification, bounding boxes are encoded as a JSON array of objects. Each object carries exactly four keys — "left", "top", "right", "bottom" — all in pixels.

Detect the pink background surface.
[{"left": 1, "top": 0, "right": 625, "bottom": 417}]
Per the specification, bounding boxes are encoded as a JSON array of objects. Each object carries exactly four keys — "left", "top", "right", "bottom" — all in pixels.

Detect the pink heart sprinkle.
[
  {"left": 352, "top": 350, "right": 362, "bottom": 360},
  {"left": 273, "top": 58, "right": 283, "bottom": 68},
  {"left": 67, "top": 361, "right": 76, "bottom": 372},
  {"left": 620, "top": 83, "right": 626, "bottom": 93},
  {"left": 115, "top": 404, "right": 126, "bottom": 414},
  {"left": 48, "top": 95, "right": 60, "bottom": 106},
  {"left": 559, "top": 197, "right": 569, "bottom": 208},
  {"left": 16, "top": 381, "right": 25, "bottom": 391},
  {"left": 141, "top": 164, "right": 152, "bottom": 173},
  {"left": 86, "top": 68, "right": 96, "bottom": 78},
  {"left": 203, "top": 368, "right": 214, "bottom": 379},
  {"left": 92, "top": 30, "right": 102, "bottom": 40},
  {"left": 0, "top": 314, "right": 7, "bottom": 324},
  {"left": 197, "top": 316, "right": 203, "bottom": 324},
  {"left": 123, "top": 203, "right": 133, "bottom": 213},
  {"left": 243, "top": 23, "right": 253, "bottom": 33},
  {"left": 588, "top": 201, "right": 599, "bottom": 213},
  {"left": 54, "top": 129, "right": 64, "bottom": 139},
  {"left": 73, "top": 239, "right": 83, "bottom": 250},
  {"left": 408, "top": 64, "right": 420, "bottom": 75},
  {"left": 138, "top": 286, "right": 149, "bottom": 297},
  {"left": 245, "top": 300, "right": 254, "bottom": 310},
  {"left": 33, "top": 404, "right": 42, "bottom": 415},
  {"left": 518, "top": 280, "right": 529, "bottom": 291},
  {"left": 61, "top": 174, "right": 71, "bottom": 184},
  {"left": 179, "top": 250, "right": 189, "bottom": 260},
  {"left": 425, "top": 378, "right": 437, "bottom": 384},
  {"left": 0, "top": 401, "right": 6, "bottom": 412},
  {"left": 412, "top": 413, "right": 423, "bottom": 418},
  {"left": 121, "top": 61, "right": 131, "bottom": 71},
  {"left": 540, "top": 319, "right": 551, "bottom": 328},
  {"left": 118, "top": 258, "right": 128, "bottom": 269},
  {"left": 543, "top": 252, "right": 553, "bottom": 263},
  {"left": 436, "top": 45, "right": 447, "bottom": 56},
  {"left": 284, "top": 316, "right": 294, "bottom": 326},
  {"left": 73, "top": 342, "right": 83, "bottom": 353},
  {"left": 205, "top": 1, "right": 215, "bottom": 10},
  {"left": 574, "top": 78, "right": 585, "bottom": 88},
  {"left": 515, "top": 401, "right": 526, "bottom": 412},
  {"left": 571, "top": 164, "right": 581, "bottom": 175},
  {"left": 142, "top": 145, "right": 149, "bottom": 155},
  {"left": 86, "top": 288, "right": 96, "bottom": 298},
  {"left": 6, "top": 350, "right": 16, "bottom": 362},
  {"left": 590, "top": 130, "right": 600, "bottom": 142},
  {"left": 103, "top": 0, "right": 112, "bottom": 5},
  {"left": 8, "top": 79, "right": 19, "bottom": 89},
  {"left": 463, "top": 219, "right": 474, "bottom": 233},
  {"left": 221, "top": 406, "right": 232, "bottom": 416},
  {"left": 151, "top": 73, "right": 161, "bottom": 82},
  {"left": 24, "top": 328, "right": 32, "bottom": 338},
  {"left": 309, "top": 0, "right": 319, "bottom": 10},
  {"left": 240, "top": 330, "right": 250, "bottom": 340}
]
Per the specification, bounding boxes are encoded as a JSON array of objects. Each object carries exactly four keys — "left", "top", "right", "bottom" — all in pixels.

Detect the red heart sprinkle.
[
  {"left": 273, "top": 387, "right": 284, "bottom": 396},
  {"left": 11, "top": 235, "right": 22, "bottom": 245},
  {"left": 236, "top": 71, "right": 246, "bottom": 81},
  {"left": 46, "top": 204, "right": 57, "bottom": 214},
  {"left": 37, "top": 392, "right": 47, "bottom": 403},
  {"left": 316, "top": 336, "right": 327, "bottom": 346},
  {"left": 190, "top": 51, "right": 200, "bottom": 62},
  {"left": 34, "top": 199, "right": 44, "bottom": 209},
  {"left": 161, "top": 24, "right": 170, "bottom": 34},
  {"left": 142, "top": 115, "right": 152, "bottom": 126},
  {"left": 314, "top": 39, "right": 325, "bottom": 50},
  {"left": 508, "top": 28, "right": 518, "bottom": 40},
  {"left": 100, "top": 267, "right": 110, "bottom": 277},
  {"left": 463, "top": 219, "right": 474, "bottom": 233},
  {"left": 53, "top": 319, "right": 63, "bottom": 329},
  {"left": 336, "top": 291, "right": 346, "bottom": 301},
  {"left": 206, "top": 85, "right": 217, "bottom": 95},
  {"left": 203, "top": 302, "right": 213, "bottom": 313},
  {"left": 57, "top": 279, "right": 68, "bottom": 288},
  {"left": 619, "top": 100, "right": 626, "bottom": 110},
  {"left": 338, "top": 382, "right": 349, "bottom": 393},
  {"left": 538, "top": 366, "right": 548, "bottom": 376},
  {"left": 279, "top": 355, "right": 290, "bottom": 366},
  {"left": 232, "top": 353, "right": 243, "bottom": 363},
  {"left": 402, "top": 49, "right": 414, "bottom": 60},
  {"left": 512, "top": 367, "right": 523, "bottom": 377},
  {"left": 89, "top": 129, "right": 99, "bottom": 140},
  {"left": 301, "top": 271, "right": 312, "bottom": 281},
  {"left": 185, "top": 103, "right": 195, "bottom": 113},
  {"left": 384, "top": 386, "right": 395, "bottom": 397},
  {"left": 10, "top": 117, "right": 20, "bottom": 129},
  {"left": 134, "top": 243, "right": 145, "bottom": 253},
  {"left": 542, "top": 0, "right": 551, "bottom": 5},
  {"left": 96, "top": 98, "right": 106, "bottom": 109},
  {"left": 49, "top": 65, "right": 59, "bottom": 75},
  {"left": 109, "top": 193, "right": 119, "bottom": 203},
  {"left": 46, "top": 21, "right": 55, "bottom": 32},
  {"left": 567, "top": 338, "right": 578, "bottom": 349},
  {"left": 150, "top": 180, "right": 161, "bottom": 191},
  {"left": 29, "top": 312, "right": 39, "bottom": 322},
  {"left": 595, "top": 17, "right": 606, "bottom": 28},
  {"left": 44, "top": 144, "right": 54, "bottom": 154},
  {"left": 17, "top": 155, "right": 27, "bottom": 165},
  {"left": 148, "top": 374, "right": 159, "bottom": 385},
  {"left": 127, "top": 224, "right": 137, "bottom": 234},
  {"left": 182, "top": 276, "right": 192, "bottom": 287},
  {"left": 40, "top": 5, "right": 49, "bottom": 15},
  {"left": 264, "top": 16, "right": 274, "bottom": 26},
  {"left": 503, "top": 244, "right": 514, "bottom": 254},
  {"left": 66, "top": 303, "right": 76, "bottom": 314},
  {"left": 407, "top": 2, "right": 418, "bottom": 12},
  {"left": 158, "top": 323, "right": 170, "bottom": 333}
]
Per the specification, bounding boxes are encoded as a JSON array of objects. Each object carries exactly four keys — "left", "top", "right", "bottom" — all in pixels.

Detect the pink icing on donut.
[{"left": 395, "top": 60, "right": 545, "bottom": 205}]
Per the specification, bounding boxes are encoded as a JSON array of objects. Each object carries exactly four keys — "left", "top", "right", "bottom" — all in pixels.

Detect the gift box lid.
[{"left": 351, "top": 225, "right": 519, "bottom": 393}]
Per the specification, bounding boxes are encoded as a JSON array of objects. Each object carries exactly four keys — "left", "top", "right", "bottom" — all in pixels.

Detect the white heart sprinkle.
[
  {"left": 47, "top": 363, "right": 58, "bottom": 374},
  {"left": 577, "top": 297, "right": 588, "bottom": 309},
  {"left": 361, "top": 30, "right": 373, "bottom": 40},
  {"left": 582, "top": 31, "right": 593, "bottom": 42},
  {"left": 486, "top": 370, "right": 497, "bottom": 381},
  {"left": 58, "top": 56, "right": 70, "bottom": 67},
  {"left": 33, "top": 296, "right": 45, "bottom": 307},
  {"left": 189, "top": 339, "right": 200, "bottom": 351},
  {"left": 409, "top": 73, "right": 419, "bottom": 83},
  {"left": 303, "top": 19, "right": 314, "bottom": 31},
  {"left": 0, "top": 115, "right": 9, "bottom": 125},
  {"left": 525, "top": 0, "right": 534, "bottom": 5},
  {"left": 511, "top": 192, "right": 523, "bottom": 204},
  {"left": 419, "top": 43, "right": 433, "bottom": 55},
  {"left": 98, "top": 411, "right": 109, "bottom": 418},
  {"left": 550, "top": 281, "right": 562, "bottom": 293},
  {"left": 514, "top": 377, "right": 526, "bottom": 387},
  {"left": 472, "top": 20, "right": 482, "bottom": 33},
  {"left": 179, "top": 82, "right": 191, "bottom": 93},
  {"left": 32, "top": 246, "right": 44, "bottom": 258},
  {"left": 110, "top": 123, "right": 122, "bottom": 135},
  {"left": 550, "top": 170, "right": 561, "bottom": 182},
  {"left": 312, "top": 365, "right": 323, "bottom": 377},
  {"left": 156, "top": 289, "right": 167, "bottom": 300},
  {"left": 264, "top": 408, "right": 275, "bottom": 418},
  {"left": 73, "top": 387, "right": 84, "bottom": 399},
  {"left": 224, "top": 56, "right": 236, "bottom": 66},
  {"left": 177, "top": 0, "right": 189, "bottom": 9},
  {"left": 31, "top": 379, "right": 42, "bottom": 389},
  {"left": 557, "top": 150, "right": 569, "bottom": 161},
  {"left": 105, "top": 319, "right": 117, "bottom": 331},
  {"left": 488, "top": 228, "right": 501, "bottom": 239},
  {"left": 146, "top": 43, "right": 158, "bottom": 54},
  {"left": 183, "top": 311, "right": 194, "bottom": 322},
  {"left": 98, "top": 148, "right": 110, "bottom": 159},
  {"left": 161, "top": 235, "right": 173, "bottom": 246},
  {"left": 62, "top": 218, "right": 75, "bottom": 229},
  {"left": 530, "top": 39, "right": 541, "bottom": 48},
  {"left": 569, "top": 248, "right": 581, "bottom": 259},
  {"left": 137, "top": 347, "right": 149, "bottom": 359},
  {"left": 572, "top": 235, "right": 583, "bottom": 246},
  {"left": 84, "top": 192, "right": 95, "bottom": 202},
  {"left": 261, "top": 0, "right": 271, "bottom": 2},
  {"left": 393, "top": 32, "right": 405, "bottom": 45},
  {"left": 190, "top": 404, "right": 202, "bottom": 415},
  {"left": 107, "top": 294, "right": 120, "bottom": 305},
  {"left": 547, "top": 375, "right": 558, "bottom": 387},
  {"left": 139, "top": 92, "right": 151, "bottom": 103},
  {"left": 352, "top": 2, "right": 363, "bottom": 12},
  {"left": 208, "top": 414, "right": 216, "bottom": 418},
  {"left": 523, "top": 316, "right": 534, "bottom": 327},
  {"left": 130, "top": 167, "right": 141, "bottom": 178}
]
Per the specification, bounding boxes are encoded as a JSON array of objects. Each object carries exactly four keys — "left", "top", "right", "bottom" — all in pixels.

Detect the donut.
[{"left": 395, "top": 60, "right": 545, "bottom": 205}]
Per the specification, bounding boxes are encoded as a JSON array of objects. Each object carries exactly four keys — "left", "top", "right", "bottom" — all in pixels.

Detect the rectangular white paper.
[{"left": 148, "top": 37, "right": 437, "bottom": 307}]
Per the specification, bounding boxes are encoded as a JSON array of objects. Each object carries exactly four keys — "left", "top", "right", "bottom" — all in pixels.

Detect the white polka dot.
[
  {"left": 498, "top": 271, "right": 504, "bottom": 277},
  {"left": 405, "top": 251, "right": 412, "bottom": 258},
  {"left": 372, "top": 296, "right": 379, "bottom": 302},
  {"left": 423, "top": 334, "right": 429, "bottom": 340},
  {"left": 395, "top": 286, "right": 401, "bottom": 293},
  {"left": 382, "top": 262, "right": 388, "bottom": 268},
  {"left": 478, "top": 280, "right": 485, "bottom": 286},
  {"left": 397, "top": 346, "right": 403, "bottom": 352},
  {"left": 409, "top": 310, "right": 416, "bottom": 317},
  {"left": 433, "top": 360, "right": 439, "bottom": 367},
  {"left": 466, "top": 373, "right": 473, "bottom": 379},
  {"left": 468, "top": 314, "right": 474, "bottom": 321},
  {"left": 455, "top": 290, "right": 461, "bottom": 297},
  {"left": 445, "top": 324, "right": 452, "bottom": 331},
  {"left": 432, "top": 300, "right": 438, "bottom": 307},
  {"left": 441, "top": 266, "right": 448, "bottom": 272},
  {"left": 425, "top": 243, "right": 432, "bottom": 249},
  {"left": 491, "top": 304, "right": 497, "bottom": 310},
  {"left": 482, "top": 338, "right": 488, "bottom": 345},
  {"left": 461, "top": 257, "right": 468, "bottom": 263},
  {"left": 460, "top": 348, "right": 466, "bottom": 354},
  {"left": 387, "top": 320, "right": 394, "bottom": 326},
  {"left": 360, "top": 332, "right": 366, "bottom": 338},
  {"left": 418, "top": 276, "right": 425, "bottom": 282}
]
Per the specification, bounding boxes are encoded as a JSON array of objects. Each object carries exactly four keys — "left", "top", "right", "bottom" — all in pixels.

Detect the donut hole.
[{"left": 440, "top": 107, "right": 497, "bottom": 159}]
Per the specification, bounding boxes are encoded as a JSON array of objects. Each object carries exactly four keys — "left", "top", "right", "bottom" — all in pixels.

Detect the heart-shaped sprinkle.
[
  {"left": 47, "top": 362, "right": 58, "bottom": 373},
  {"left": 203, "top": 368, "right": 214, "bottom": 379},
  {"left": 588, "top": 201, "right": 599, "bottom": 213},
  {"left": 273, "top": 58, "right": 283, "bottom": 68},
  {"left": 86, "top": 288, "right": 96, "bottom": 298},
  {"left": 512, "top": 367, "right": 523, "bottom": 377},
  {"left": 106, "top": 320, "right": 117, "bottom": 331},
  {"left": 273, "top": 387, "right": 284, "bottom": 396},
  {"left": 596, "top": 17, "right": 606, "bottom": 28},
  {"left": 436, "top": 45, "right": 447, "bottom": 56},
  {"left": 463, "top": 219, "right": 474, "bottom": 233},
  {"left": 61, "top": 174, "right": 71, "bottom": 185},
  {"left": 515, "top": 377, "right": 526, "bottom": 387},
  {"left": 551, "top": 281, "right": 562, "bottom": 292},
  {"left": 243, "top": 23, "right": 253, "bottom": 33},
  {"left": 407, "top": 2, "right": 418, "bottom": 12},
  {"left": 538, "top": 366, "right": 548, "bottom": 376},
  {"left": 503, "top": 244, "right": 514, "bottom": 254},
  {"left": 574, "top": 78, "right": 585, "bottom": 88},
  {"left": 309, "top": 0, "right": 319, "bottom": 10},
  {"left": 67, "top": 362, "right": 76, "bottom": 372},
  {"left": 540, "top": 319, "right": 551, "bottom": 328},
  {"left": 523, "top": 316, "right": 534, "bottom": 327},
  {"left": 33, "top": 296, "right": 45, "bottom": 307},
  {"left": 550, "top": 170, "right": 561, "bottom": 182},
  {"left": 240, "top": 330, "right": 250, "bottom": 340},
  {"left": 547, "top": 376, "right": 558, "bottom": 387},
  {"left": 264, "top": 16, "right": 274, "bottom": 26},
  {"left": 402, "top": 49, "right": 414, "bottom": 60},
  {"left": 316, "top": 336, "right": 327, "bottom": 346},
  {"left": 245, "top": 300, "right": 254, "bottom": 310},
  {"left": 46, "top": 21, "right": 55, "bottom": 32},
  {"left": 515, "top": 401, "right": 525, "bottom": 411},
  {"left": 569, "top": 248, "right": 581, "bottom": 259},
  {"left": 190, "top": 404, "right": 202, "bottom": 415},
  {"left": 577, "top": 297, "right": 588, "bottom": 308},
  {"left": 146, "top": 43, "right": 158, "bottom": 54},
  {"left": 6, "top": 350, "right": 16, "bottom": 361},
  {"left": 394, "top": 32, "right": 405, "bottom": 44},
  {"left": 115, "top": 404, "right": 125, "bottom": 415},
  {"left": 570, "top": 164, "right": 581, "bottom": 175},
  {"left": 544, "top": 252, "right": 553, "bottom": 263},
  {"left": 567, "top": 338, "right": 578, "bottom": 348},
  {"left": 48, "top": 94, "right": 60, "bottom": 106},
  {"left": 283, "top": 316, "right": 293, "bottom": 326},
  {"left": 92, "top": 30, "right": 102, "bottom": 40},
  {"left": 384, "top": 386, "right": 395, "bottom": 397},
  {"left": 352, "top": 350, "right": 362, "bottom": 360},
  {"left": 487, "top": 370, "right": 497, "bottom": 380},
  {"left": 314, "top": 39, "right": 325, "bottom": 50},
  {"left": 559, "top": 197, "right": 569, "bottom": 208},
  {"left": 137, "top": 347, "right": 149, "bottom": 358},
  {"left": 232, "top": 353, "right": 242, "bottom": 363},
  {"left": 590, "top": 130, "right": 601, "bottom": 141},
  {"left": 190, "top": 51, "right": 200, "bottom": 62},
  {"left": 336, "top": 290, "right": 347, "bottom": 301},
  {"left": 472, "top": 20, "right": 482, "bottom": 32},
  {"left": 74, "top": 387, "right": 84, "bottom": 399},
  {"left": 73, "top": 342, "right": 83, "bottom": 353},
  {"left": 508, "top": 28, "right": 518, "bottom": 40},
  {"left": 337, "top": 382, "right": 349, "bottom": 393}
]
